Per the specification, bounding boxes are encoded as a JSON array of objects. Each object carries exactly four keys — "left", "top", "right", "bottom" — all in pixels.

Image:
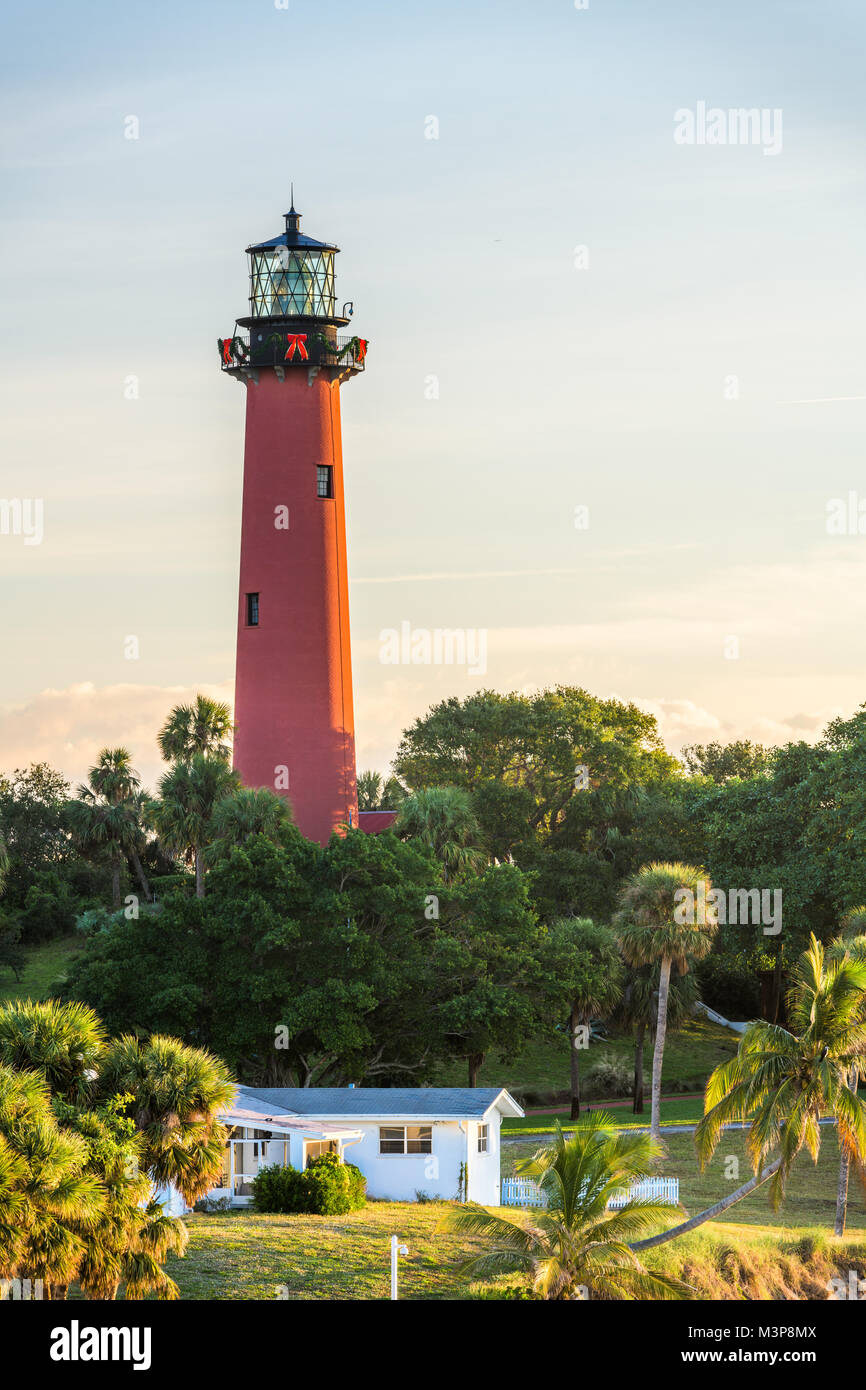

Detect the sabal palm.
[
  {"left": 614, "top": 862, "right": 717, "bottom": 1137},
  {"left": 632, "top": 935, "right": 866, "bottom": 1251},
  {"left": 617, "top": 962, "right": 699, "bottom": 1114},
  {"left": 158, "top": 694, "right": 233, "bottom": 765},
  {"left": 152, "top": 754, "right": 239, "bottom": 897},
  {"left": 448, "top": 1116, "right": 686, "bottom": 1300},
  {"left": 69, "top": 748, "right": 151, "bottom": 906},
  {"left": 0, "top": 1066, "right": 105, "bottom": 1298},
  {"left": 395, "top": 786, "right": 485, "bottom": 880},
  {"left": 204, "top": 786, "right": 294, "bottom": 866},
  {"left": 827, "top": 931, "right": 866, "bottom": 1234},
  {"left": 0, "top": 998, "right": 106, "bottom": 1104},
  {"left": 97, "top": 1034, "right": 235, "bottom": 1204}
]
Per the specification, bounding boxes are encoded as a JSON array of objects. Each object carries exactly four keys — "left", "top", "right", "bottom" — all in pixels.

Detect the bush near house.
[{"left": 251, "top": 1155, "right": 366, "bottom": 1216}]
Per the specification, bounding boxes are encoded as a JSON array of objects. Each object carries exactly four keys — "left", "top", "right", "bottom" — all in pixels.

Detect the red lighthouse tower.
[{"left": 220, "top": 200, "right": 367, "bottom": 844}]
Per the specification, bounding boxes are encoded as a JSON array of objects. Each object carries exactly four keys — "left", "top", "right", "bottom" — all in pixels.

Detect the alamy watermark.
[
  {"left": 674, "top": 884, "right": 782, "bottom": 936},
  {"left": 674, "top": 102, "right": 782, "bottom": 157},
  {"left": 0, "top": 497, "right": 43, "bottom": 545},
  {"left": 379, "top": 621, "right": 487, "bottom": 676}
]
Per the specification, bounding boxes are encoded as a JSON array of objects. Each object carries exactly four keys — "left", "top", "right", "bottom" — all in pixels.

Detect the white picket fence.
[{"left": 500, "top": 1176, "right": 679, "bottom": 1209}]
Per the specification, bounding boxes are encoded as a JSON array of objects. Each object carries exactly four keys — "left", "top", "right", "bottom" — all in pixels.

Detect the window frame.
[
  {"left": 378, "top": 1124, "right": 433, "bottom": 1156},
  {"left": 246, "top": 592, "right": 260, "bottom": 627},
  {"left": 316, "top": 464, "right": 334, "bottom": 499},
  {"left": 477, "top": 1123, "right": 489, "bottom": 1154}
]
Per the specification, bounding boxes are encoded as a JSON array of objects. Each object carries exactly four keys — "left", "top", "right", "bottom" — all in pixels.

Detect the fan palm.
[
  {"left": 204, "top": 786, "right": 295, "bottom": 866},
  {"left": 68, "top": 748, "right": 152, "bottom": 907},
  {"left": 827, "top": 931, "right": 866, "bottom": 1234},
  {"left": 96, "top": 1034, "right": 235, "bottom": 1205},
  {"left": 0, "top": 998, "right": 106, "bottom": 1104},
  {"left": 151, "top": 754, "right": 239, "bottom": 897},
  {"left": 0, "top": 1066, "right": 105, "bottom": 1299},
  {"left": 394, "top": 786, "right": 485, "bottom": 881},
  {"left": 630, "top": 935, "right": 866, "bottom": 1250},
  {"left": 616, "top": 963, "right": 699, "bottom": 1114},
  {"left": 158, "top": 694, "right": 233, "bottom": 765},
  {"left": 614, "top": 862, "right": 718, "bottom": 1137},
  {"left": 447, "top": 1116, "right": 687, "bottom": 1300}
]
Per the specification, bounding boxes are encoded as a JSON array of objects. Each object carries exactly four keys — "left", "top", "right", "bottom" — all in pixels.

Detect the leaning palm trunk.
[
  {"left": 650, "top": 956, "right": 672, "bottom": 1138},
  {"left": 630, "top": 1156, "right": 783, "bottom": 1251},
  {"left": 129, "top": 849, "right": 152, "bottom": 903},
  {"left": 195, "top": 846, "right": 205, "bottom": 899}
]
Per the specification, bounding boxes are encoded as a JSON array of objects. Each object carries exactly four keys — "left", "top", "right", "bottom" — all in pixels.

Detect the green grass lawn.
[
  {"left": 503, "top": 1093, "right": 708, "bottom": 1133},
  {"left": 0, "top": 935, "right": 82, "bottom": 1004},
  {"left": 166, "top": 1202, "right": 488, "bottom": 1301},
  {"left": 503, "top": 1128, "right": 866, "bottom": 1232}
]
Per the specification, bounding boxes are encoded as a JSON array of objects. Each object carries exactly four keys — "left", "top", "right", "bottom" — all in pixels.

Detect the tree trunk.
[
  {"left": 468, "top": 1052, "right": 484, "bottom": 1088},
  {"left": 195, "top": 845, "right": 205, "bottom": 899},
  {"left": 771, "top": 938, "right": 784, "bottom": 1024},
  {"left": 129, "top": 849, "right": 152, "bottom": 903},
  {"left": 650, "top": 956, "right": 672, "bottom": 1139},
  {"left": 633, "top": 1021, "right": 645, "bottom": 1114},
  {"left": 111, "top": 854, "right": 122, "bottom": 909},
  {"left": 569, "top": 1005, "right": 582, "bottom": 1120},
  {"left": 835, "top": 1146, "right": 850, "bottom": 1237},
  {"left": 630, "top": 1156, "right": 783, "bottom": 1251}
]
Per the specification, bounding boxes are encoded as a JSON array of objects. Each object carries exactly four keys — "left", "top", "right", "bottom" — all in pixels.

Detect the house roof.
[
  {"left": 223, "top": 1099, "right": 362, "bottom": 1140},
  {"left": 236, "top": 1086, "right": 524, "bottom": 1121}
]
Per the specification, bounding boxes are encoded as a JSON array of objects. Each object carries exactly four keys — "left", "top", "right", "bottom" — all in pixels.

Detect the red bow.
[
  {"left": 357, "top": 338, "right": 368, "bottom": 362},
  {"left": 285, "top": 333, "right": 308, "bottom": 361},
  {"left": 221, "top": 338, "right": 233, "bottom": 364}
]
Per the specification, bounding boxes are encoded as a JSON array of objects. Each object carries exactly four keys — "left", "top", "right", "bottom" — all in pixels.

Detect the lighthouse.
[{"left": 219, "top": 200, "right": 367, "bottom": 844}]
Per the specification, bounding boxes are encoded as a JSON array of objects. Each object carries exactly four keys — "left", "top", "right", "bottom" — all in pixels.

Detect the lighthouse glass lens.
[{"left": 249, "top": 250, "right": 336, "bottom": 319}]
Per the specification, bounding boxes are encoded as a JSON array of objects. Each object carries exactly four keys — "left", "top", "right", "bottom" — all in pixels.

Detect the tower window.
[
  {"left": 246, "top": 592, "right": 260, "bottom": 626},
  {"left": 316, "top": 465, "right": 333, "bottom": 499}
]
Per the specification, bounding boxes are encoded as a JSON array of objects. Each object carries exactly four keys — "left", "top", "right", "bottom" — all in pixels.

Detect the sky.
[{"left": 1, "top": 0, "right": 865, "bottom": 791}]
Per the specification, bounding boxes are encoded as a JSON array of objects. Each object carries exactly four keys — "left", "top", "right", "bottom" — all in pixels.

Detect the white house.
[{"left": 188, "top": 1085, "right": 524, "bottom": 1209}]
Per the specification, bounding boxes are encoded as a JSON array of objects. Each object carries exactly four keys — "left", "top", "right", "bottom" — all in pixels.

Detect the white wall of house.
[{"left": 201, "top": 1109, "right": 508, "bottom": 1207}]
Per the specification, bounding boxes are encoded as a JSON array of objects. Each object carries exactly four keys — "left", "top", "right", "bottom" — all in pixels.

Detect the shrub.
[
  {"left": 251, "top": 1162, "right": 307, "bottom": 1214},
  {"left": 251, "top": 1155, "right": 366, "bottom": 1216},
  {"left": 583, "top": 1056, "right": 634, "bottom": 1099},
  {"left": 18, "top": 870, "right": 78, "bottom": 943},
  {"left": 303, "top": 1153, "right": 366, "bottom": 1215},
  {"left": 193, "top": 1195, "right": 232, "bottom": 1213}
]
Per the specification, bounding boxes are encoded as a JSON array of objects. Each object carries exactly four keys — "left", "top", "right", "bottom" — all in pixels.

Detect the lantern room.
[{"left": 241, "top": 201, "right": 350, "bottom": 326}]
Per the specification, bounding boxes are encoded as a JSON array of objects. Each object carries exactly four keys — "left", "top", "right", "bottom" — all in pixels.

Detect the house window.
[
  {"left": 477, "top": 1123, "right": 489, "bottom": 1154},
  {"left": 246, "top": 592, "right": 259, "bottom": 626},
  {"left": 378, "top": 1124, "right": 433, "bottom": 1155},
  {"left": 316, "top": 465, "right": 333, "bottom": 498}
]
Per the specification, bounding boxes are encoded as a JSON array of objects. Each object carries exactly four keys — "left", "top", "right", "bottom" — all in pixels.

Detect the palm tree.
[
  {"left": 841, "top": 906, "right": 866, "bottom": 941},
  {"left": 0, "top": 1065, "right": 105, "bottom": 1299},
  {"left": 616, "top": 963, "right": 699, "bottom": 1114},
  {"left": 630, "top": 935, "right": 866, "bottom": 1251},
  {"left": 447, "top": 1116, "right": 687, "bottom": 1300},
  {"left": 827, "top": 931, "right": 866, "bottom": 1234},
  {"left": 0, "top": 830, "right": 8, "bottom": 893},
  {"left": 549, "top": 918, "right": 623, "bottom": 1119},
  {"left": 158, "top": 694, "right": 233, "bottom": 765},
  {"left": 357, "top": 770, "right": 406, "bottom": 812},
  {"left": 0, "top": 998, "right": 105, "bottom": 1104},
  {"left": 614, "top": 862, "right": 718, "bottom": 1138},
  {"left": 204, "top": 786, "right": 295, "bottom": 866},
  {"left": 68, "top": 748, "right": 152, "bottom": 907},
  {"left": 394, "top": 786, "right": 485, "bottom": 880},
  {"left": 97, "top": 1033, "right": 235, "bottom": 1205},
  {"left": 151, "top": 754, "right": 239, "bottom": 898}
]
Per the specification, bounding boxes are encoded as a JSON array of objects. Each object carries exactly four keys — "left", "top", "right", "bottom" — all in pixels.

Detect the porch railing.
[{"left": 499, "top": 1176, "right": 679, "bottom": 1209}]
